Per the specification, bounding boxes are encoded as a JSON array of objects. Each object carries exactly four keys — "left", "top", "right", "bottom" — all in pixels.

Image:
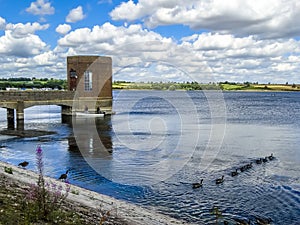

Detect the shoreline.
[
  {"left": 113, "top": 88, "right": 300, "bottom": 92},
  {"left": 0, "top": 160, "right": 192, "bottom": 225}
]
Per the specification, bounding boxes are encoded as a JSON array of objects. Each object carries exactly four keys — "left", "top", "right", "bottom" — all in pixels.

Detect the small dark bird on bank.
[
  {"left": 58, "top": 169, "right": 69, "bottom": 180},
  {"left": 216, "top": 175, "right": 224, "bottom": 184},
  {"left": 231, "top": 169, "right": 238, "bottom": 177},
  {"left": 18, "top": 161, "right": 29, "bottom": 168},
  {"left": 192, "top": 179, "right": 203, "bottom": 189}
]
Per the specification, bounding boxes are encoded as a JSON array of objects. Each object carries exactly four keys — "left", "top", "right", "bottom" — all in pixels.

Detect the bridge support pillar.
[
  {"left": 16, "top": 101, "right": 24, "bottom": 130},
  {"left": 7, "top": 108, "right": 15, "bottom": 130},
  {"left": 61, "top": 105, "right": 72, "bottom": 124}
]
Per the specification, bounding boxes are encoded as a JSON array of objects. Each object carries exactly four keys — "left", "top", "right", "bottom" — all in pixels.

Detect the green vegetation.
[
  {"left": 20, "top": 145, "right": 79, "bottom": 224},
  {"left": 4, "top": 166, "right": 13, "bottom": 174},
  {"left": 113, "top": 81, "right": 300, "bottom": 91},
  {"left": 0, "top": 173, "right": 84, "bottom": 225},
  {"left": 1, "top": 77, "right": 299, "bottom": 91},
  {"left": 113, "top": 81, "right": 220, "bottom": 90},
  {"left": 219, "top": 81, "right": 300, "bottom": 91},
  {"left": 0, "top": 145, "right": 120, "bottom": 225},
  {"left": 0, "top": 77, "right": 67, "bottom": 90}
]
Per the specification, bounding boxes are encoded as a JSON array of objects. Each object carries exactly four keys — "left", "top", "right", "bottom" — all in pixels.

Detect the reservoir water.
[{"left": 0, "top": 90, "right": 299, "bottom": 224}]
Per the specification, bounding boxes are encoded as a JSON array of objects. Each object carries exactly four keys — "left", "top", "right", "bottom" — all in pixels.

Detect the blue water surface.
[{"left": 0, "top": 90, "right": 299, "bottom": 225}]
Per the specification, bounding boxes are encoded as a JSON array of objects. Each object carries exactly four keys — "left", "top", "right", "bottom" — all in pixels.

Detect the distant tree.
[
  {"left": 168, "top": 85, "right": 176, "bottom": 91},
  {"left": 244, "top": 82, "right": 250, "bottom": 87}
]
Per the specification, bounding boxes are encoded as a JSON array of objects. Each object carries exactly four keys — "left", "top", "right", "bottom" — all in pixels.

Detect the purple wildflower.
[
  {"left": 25, "top": 183, "right": 38, "bottom": 201},
  {"left": 36, "top": 145, "right": 44, "bottom": 175}
]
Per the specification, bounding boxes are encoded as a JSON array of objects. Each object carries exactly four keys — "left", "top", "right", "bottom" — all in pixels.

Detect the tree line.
[{"left": 0, "top": 78, "right": 67, "bottom": 90}]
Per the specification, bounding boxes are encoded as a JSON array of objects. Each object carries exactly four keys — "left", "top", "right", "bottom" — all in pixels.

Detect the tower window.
[{"left": 84, "top": 70, "right": 92, "bottom": 91}]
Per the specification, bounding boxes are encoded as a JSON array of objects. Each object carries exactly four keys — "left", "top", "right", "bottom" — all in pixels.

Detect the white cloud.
[
  {"left": 33, "top": 51, "right": 57, "bottom": 65},
  {"left": 0, "top": 30, "right": 48, "bottom": 57},
  {"left": 5, "top": 22, "right": 49, "bottom": 38},
  {"left": 55, "top": 24, "right": 72, "bottom": 35},
  {"left": 192, "top": 33, "right": 254, "bottom": 50},
  {"left": 0, "top": 17, "right": 6, "bottom": 30},
  {"left": 26, "top": 0, "right": 55, "bottom": 16},
  {"left": 57, "top": 23, "right": 174, "bottom": 60},
  {"left": 273, "top": 63, "right": 295, "bottom": 72},
  {"left": 110, "top": 0, "right": 300, "bottom": 39},
  {"left": 110, "top": 0, "right": 145, "bottom": 21},
  {"left": 55, "top": 22, "right": 300, "bottom": 83},
  {"left": 66, "top": 6, "right": 86, "bottom": 23},
  {"left": 1, "top": 18, "right": 300, "bottom": 82}
]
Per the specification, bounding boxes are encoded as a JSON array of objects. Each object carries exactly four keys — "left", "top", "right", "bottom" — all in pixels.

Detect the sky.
[{"left": 0, "top": 0, "right": 300, "bottom": 83}]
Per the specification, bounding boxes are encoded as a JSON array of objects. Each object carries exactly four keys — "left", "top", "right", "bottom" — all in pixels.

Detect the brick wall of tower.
[{"left": 67, "top": 55, "right": 112, "bottom": 98}]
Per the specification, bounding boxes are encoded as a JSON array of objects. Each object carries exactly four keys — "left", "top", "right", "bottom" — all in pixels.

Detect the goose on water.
[
  {"left": 246, "top": 162, "right": 253, "bottom": 169},
  {"left": 256, "top": 158, "right": 263, "bottom": 164},
  {"left": 192, "top": 179, "right": 203, "bottom": 189},
  {"left": 231, "top": 169, "right": 238, "bottom": 177},
  {"left": 216, "top": 175, "right": 224, "bottom": 184},
  {"left": 268, "top": 153, "right": 274, "bottom": 160},
  {"left": 256, "top": 217, "right": 272, "bottom": 225},
  {"left": 234, "top": 218, "right": 251, "bottom": 225},
  {"left": 240, "top": 165, "right": 247, "bottom": 172},
  {"left": 262, "top": 157, "right": 268, "bottom": 163}
]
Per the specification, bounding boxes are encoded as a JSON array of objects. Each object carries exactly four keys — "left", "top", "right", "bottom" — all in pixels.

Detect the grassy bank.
[
  {"left": 0, "top": 160, "right": 187, "bottom": 225},
  {"left": 0, "top": 162, "right": 127, "bottom": 225}
]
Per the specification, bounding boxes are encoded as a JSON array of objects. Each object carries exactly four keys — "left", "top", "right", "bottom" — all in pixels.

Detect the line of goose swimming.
[
  {"left": 192, "top": 153, "right": 275, "bottom": 189},
  {"left": 230, "top": 153, "right": 274, "bottom": 178}
]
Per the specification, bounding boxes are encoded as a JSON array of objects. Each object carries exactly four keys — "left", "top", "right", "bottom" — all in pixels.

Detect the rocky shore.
[
  {"left": 0, "top": 129, "right": 56, "bottom": 138},
  {"left": 0, "top": 161, "right": 190, "bottom": 225}
]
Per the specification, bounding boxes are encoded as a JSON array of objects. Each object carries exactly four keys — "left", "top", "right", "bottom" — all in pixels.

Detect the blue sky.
[{"left": 0, "top": 0, "right": 300, "bottom": 83}]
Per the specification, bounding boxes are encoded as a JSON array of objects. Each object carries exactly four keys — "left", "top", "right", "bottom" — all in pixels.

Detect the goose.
[
  {"left": 58, "top": 169, "right": 69, "bottom": 180},
  {"left": 192, "top": 179, "right": 203, "bottom": 189},
  {"left": 268, "top": 153, "right": 274, "bottom": 160},
  {"left": 256, "top": 217, "right": 272, "bottom": 225},
  {"left": 262, "top": 157, "right": 268, "bottom": 163},
  {"left": 240, "top": 165, "right": 247, "bottom": 172},
  {"left": 18, "top": 161, "right": 29, "bottom": 168},
  {"left": 216, "top": 175, "right": 224, "bottom": 184},
  {"left": 234, "top": 218, "right": 251, "bottom": 225},
  {"left": 256, "top": 158, "right": 263, "bottom": 164},
  {"left": 231, "top": 169, "right": 238, "bottom": 177},
  {"left": 246, "top": 162, "right": 253, "bottom": 169}
]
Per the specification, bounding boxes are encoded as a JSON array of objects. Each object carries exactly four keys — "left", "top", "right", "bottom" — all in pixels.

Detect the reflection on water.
[
  {"left": 70, "top": 117, "right": 113, "bottom": 155},
  {"left": 0, "top": 91, "right": 300, "bottom": 224}
]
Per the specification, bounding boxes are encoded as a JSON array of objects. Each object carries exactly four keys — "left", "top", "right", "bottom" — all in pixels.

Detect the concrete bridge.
[
  {"left": 0, "top": 55, "right": 113, "bottom": 130},
  {"left": 0, "top": 90, "right": 112, "bottom": 130}
]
